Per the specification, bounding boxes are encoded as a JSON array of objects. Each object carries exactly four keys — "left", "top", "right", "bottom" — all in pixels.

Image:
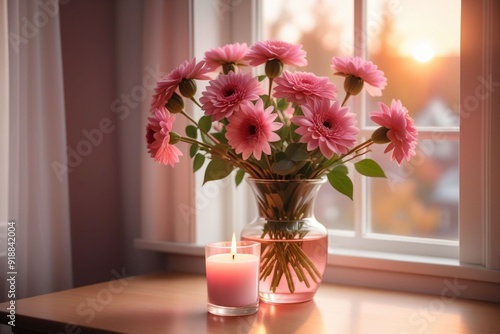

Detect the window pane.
[
  {"left": 263, "top": 0, "right": 461, "bottom": 242},
  {"left": 263, "top": 0, "right": 354, "bottom": 71},
  {"left": 367, "top": 140, "right": 459, "bottom": 240},
  {"left": 364, "top": 0, "right": 460, "bottom": 241},
  {"left": 263, "top": 0, "right": 355, "bottom": 231},
  {"left": 364, "top": 0, "right": 461, "bottom": 128},
  {"left": 316, "top": 182, "right": 355, "bottom": 231}
]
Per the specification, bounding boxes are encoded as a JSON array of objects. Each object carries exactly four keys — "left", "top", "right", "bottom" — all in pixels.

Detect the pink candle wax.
[{"left": 206, "top": 253, "right": 259, "bottom": 307}]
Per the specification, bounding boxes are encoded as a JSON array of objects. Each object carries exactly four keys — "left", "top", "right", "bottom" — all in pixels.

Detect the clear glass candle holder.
[{"left": 205, "top": 240, "right": 260, "bottom": 316}]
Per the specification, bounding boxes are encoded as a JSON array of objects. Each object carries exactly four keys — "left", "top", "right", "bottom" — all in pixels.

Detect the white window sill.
[
  {"left": 135, "top": 238, "right": 206, "bottom": 256},
  {"left": 327, "top": 248, "right": 499, "bottom": 283},
  {"left": 134, "top": 238, "right": 500, "bottom": 302}
]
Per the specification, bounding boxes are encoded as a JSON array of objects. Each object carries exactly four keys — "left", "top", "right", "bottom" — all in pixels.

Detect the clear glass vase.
[{"left": 240, "top": 178, "right": 328, "bottom": 304}]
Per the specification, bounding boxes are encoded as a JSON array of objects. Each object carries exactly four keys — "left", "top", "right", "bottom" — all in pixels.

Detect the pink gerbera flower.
[
  {"left": 204, "top": 42, "right": 249, "bottom": 72},
  {"left": 292, "top": 99, "right": 358, "bottom": 159},
  {"left": 146, "top": 108, "right": 183, "bottom": 166},
  {"left": 245, "top": 40, "right": 307, "bottom": 67},
  {"left": 274, "top": 71, "right": 338, "bottom": 105},
  {"left": 225, "top": 100, "right": 283, "bottom": 160},
  {"left": 151, "top": 58, "right": 211, "bottom": 110},
  {"left": 200, "top": 71, "right": 264, "bottom": 121},
  {"left": 331, "top": 56, "right": 387, "bottom": 97},
  {"left": 369, "top": 99, "right": 418, "bottom": 164}
]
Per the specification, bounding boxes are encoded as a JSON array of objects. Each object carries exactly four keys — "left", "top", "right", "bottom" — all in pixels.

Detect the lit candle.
[{"left": 205, "top": 235, "right": 260, "bottom": 315}]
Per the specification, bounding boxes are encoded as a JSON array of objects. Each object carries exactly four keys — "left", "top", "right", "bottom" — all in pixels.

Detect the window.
[
  {"left": 262, "top": 0, "right": 460, "bottom": 259},
  {"left": 136, "top": 0, "right": 500, "bottom": 298}
]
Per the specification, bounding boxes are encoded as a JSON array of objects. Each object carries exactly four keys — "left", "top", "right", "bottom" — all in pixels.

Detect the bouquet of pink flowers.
[
  {"left": 146, "top": 40, "right": 418, "bottom": 200},
  {"left": 146, "top": 40, "right": 418, "bottom": 296}
]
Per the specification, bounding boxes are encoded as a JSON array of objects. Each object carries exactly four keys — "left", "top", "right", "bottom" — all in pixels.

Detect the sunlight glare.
[{"left": 412, "top": 43, "right": 435, "bottom": 63}]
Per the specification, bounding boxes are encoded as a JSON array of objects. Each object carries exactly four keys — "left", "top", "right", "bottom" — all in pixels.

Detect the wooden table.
[{"left": 0, "top": 272, "right": 499, "bottom": 334}]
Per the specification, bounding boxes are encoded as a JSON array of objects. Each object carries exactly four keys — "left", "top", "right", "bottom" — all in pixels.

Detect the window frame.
[
  {"left": 261, "top": 0, "right": 462, "bottom": 259},
  {"left": 135, "top": 0, "right": 500, "bottom": 301},
  {"left": 458, "top": 0, "right": 499, "bottom": 270},
  {"left": 343, "top": 0, "right": 461, "bottom": 257}
]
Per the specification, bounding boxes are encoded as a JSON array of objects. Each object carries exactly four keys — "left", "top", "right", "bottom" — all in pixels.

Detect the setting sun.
[{"left": 412, "top": 43, "right": 435, "bottom": 63}]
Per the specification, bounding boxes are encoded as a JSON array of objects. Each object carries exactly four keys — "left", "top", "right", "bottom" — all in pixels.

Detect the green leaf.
[
  {"left": 277, "top": 98, "right": 288, "bottom": 111},
  {"left": 322, "top": 154, "right": 339, "bottom": 169},
  {"left": 333, "top": 164, "right": 348, "bottom": 174},
  {"left": 203, "top": 159, "right": 233, "bottom": 184},
  {"left": 211, "top": 143, "right": 231, "bottom": 159},
  {"left": 198, "top": 116, "right": 212, "bottom": 133},
  {"left": 211, "top": 132, "right": 227, "bottom": 144},
  {"left": 257, "top": 74, "right": 267, "bottom": 82},
  {"left": 189, "top": 143, "right": 199, "bottom": 158},
  {"left": 283, "top": 124, "right": 292, "bottom": 138},
  {"left": 274, "top": 151, "right": 286, "bottom": 162},
  {"left": 354, "top": 159, "right": 387, "bottom": 178},
  {"left": 259, "top": 94, "right": 273, "bottom": 107},
  {"left": 271, "top": 159, "right": 296, "bottom": 175},
  {"left": 327, "top": 169, "right": 353, "bottom": 200},
  {"left": 185, "top": 125, "right": 197, "bottom": 139},
  {"left": 193, "top": 153, "right": 205, "bottom": 172},
  {"left": 235, "top": 169, "right": 245, "bottom": 186},
  {"left": 290, "top": 122, "right": 301, "bottom": 142},
  {"left": 285, "top": 143, "right": 309, "bottom": 161}
]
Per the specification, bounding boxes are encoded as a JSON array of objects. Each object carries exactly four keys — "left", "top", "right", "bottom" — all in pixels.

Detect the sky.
[
  {"left": 388, "top": 0, "right": 460, "bottom": 57},
  {"left": 264, "top": 0, "right": 461, "bottom": 59}
]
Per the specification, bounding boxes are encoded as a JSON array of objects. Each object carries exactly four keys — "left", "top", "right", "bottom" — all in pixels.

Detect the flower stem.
[
  {"left": 179, "top": 136, "right": 212, "bottom": 149},
  {"left": 268, "top": 78, "right": 273, "bottom": 103},
  {"left": 308, "top": 138, "right": 375, "bottom": 178},
  {"left": 181, "top": 110, "right": 198, "bottom": 125},
  {"left": 181, "top": 110, "right": 221, "bottom": 145},
  {"left": 341, "top": 92, "right": 351, "bottom": 107},
  {"left": 257, "top": 221, "right": 323, "bottom": 294},
  {"left": 190, "top": 97, "right": 203, "bottom": 110},
  {"left": 346, "top": 138, "right": 374, "bottom": 157}
]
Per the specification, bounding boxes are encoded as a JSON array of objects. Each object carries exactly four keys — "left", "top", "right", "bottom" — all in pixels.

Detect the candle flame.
[{"left": 231, "top": 233, "right": 237, "bottom": 260}]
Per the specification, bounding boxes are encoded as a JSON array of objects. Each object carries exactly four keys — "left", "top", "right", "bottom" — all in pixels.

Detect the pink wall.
[
  {"left": 60, "top": 0, "right": 123, "bottom": 286},
  {"left": 60, "top": 0, "right": 164, "bottom": 287}
]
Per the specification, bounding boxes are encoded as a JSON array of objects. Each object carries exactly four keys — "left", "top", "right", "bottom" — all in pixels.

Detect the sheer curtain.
[
  {"left": 2, "top": 0, "right": 72, "bottom": 300},
  {"left": 0, "top": 0, "right": 8, "bottom": 300},
  {"left": 139, "top": 0, "right": 195, "bottom": 243}
]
